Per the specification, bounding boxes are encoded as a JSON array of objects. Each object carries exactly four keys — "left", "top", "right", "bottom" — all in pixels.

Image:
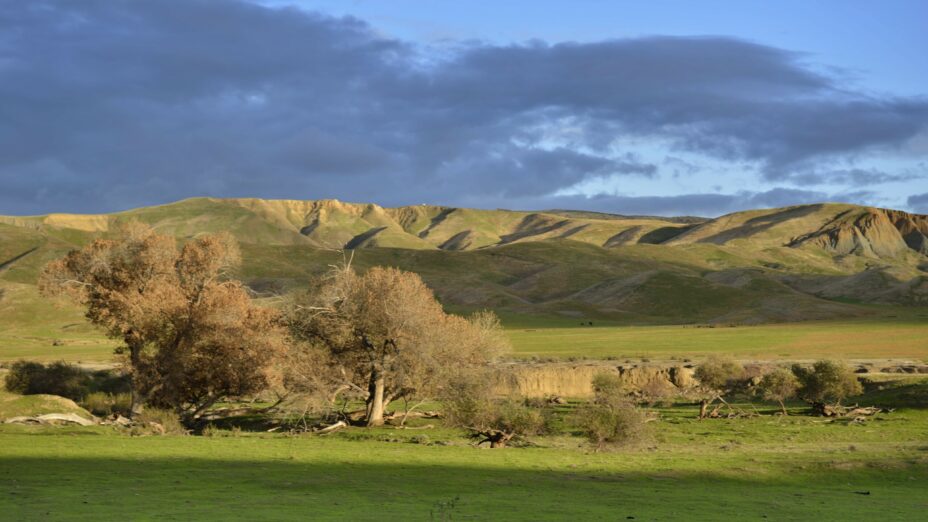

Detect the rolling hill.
[{"left": 1, "top": 198, "right": 926, "bottom": 343}]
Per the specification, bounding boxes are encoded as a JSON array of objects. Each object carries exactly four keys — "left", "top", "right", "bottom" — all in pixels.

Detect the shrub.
[
  {"left": 792, "top": 360, "right": 862, "bottom": 410},
  {"left": 757, "top": 367, "right": 799, "bottom": 415},
  {"left": 576, "top": 373, "right": 649, "bottom": 449},
  {"left": 81, "top": 392, "right": 132, "bottom": 416},
  {"left": 694, "top": 356, "right": 744, "bottom": 391},
  {"left": 441, "top": 374, "right": 548, "bottom": 448},
  {"left": 575, "top": 399, "right": 648, "bottom": 449},
  {"left": 693, "top": 356, "right": 746, "bottom": 418},
  {"left": 130, "top": 408, "right": 187, "bottom": 436},
  {"left": 3, "top": 360, "right": 87, "bottom": 399}
]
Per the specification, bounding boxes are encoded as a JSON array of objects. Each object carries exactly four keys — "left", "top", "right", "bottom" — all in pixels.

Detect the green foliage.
[
  {"left": 575, "top": 399, "right": 648, "bottom": 449},
  {"left": 441, "top": 374, "right": 547, "bottom": 442},
  {"left": 757, "top": 367, "right": 799, "bottom": 409},
  {"left": 576, "top": 373, "right": 649, "bottom": 448},
  {"left": 4, "top": 360, "right": 86, "bottom": 399},
  {"left": 2, "top": 360, "right": 130, "bottom": 406},
  {"left": 490, "top": 400, "right": 548, "bottom": 438},
  {"left": 80, "top": 392, "right": 132, "bottom": 416},
  {"left": 694, "top": 356, "right": 744, "bottom": 392},
  {"left": 793, "top": 360, "right": 863, "bottom": 406}
]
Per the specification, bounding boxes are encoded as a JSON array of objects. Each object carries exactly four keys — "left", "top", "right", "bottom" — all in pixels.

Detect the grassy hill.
[{"left": 1, "top": 197, "right": 927, "bottom": 362}]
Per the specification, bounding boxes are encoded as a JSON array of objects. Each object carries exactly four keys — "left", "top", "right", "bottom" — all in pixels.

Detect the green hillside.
[{"left": 1, "top": 197, "right": 927, "bottom": 362}]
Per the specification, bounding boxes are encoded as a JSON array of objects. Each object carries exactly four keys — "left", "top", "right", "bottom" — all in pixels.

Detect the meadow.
[
  {"left": 4, "top": 305, "right": 927, "bottom": 363},
  {"left": 507, "top": 318, "right": 928, "bottom": 360},
  {"left": 2, "top": 386, "right": 927, "bottom": 520}
]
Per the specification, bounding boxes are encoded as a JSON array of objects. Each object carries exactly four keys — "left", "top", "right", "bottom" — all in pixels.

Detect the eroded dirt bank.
[{"left": 492, "top": 359, "right": 928, "bottom": 398}]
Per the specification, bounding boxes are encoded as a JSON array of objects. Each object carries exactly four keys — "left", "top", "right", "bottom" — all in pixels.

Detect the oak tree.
[
  {"left": 288, "top": 262, "right": 507, "bottom": 426},
  {"left": 40, "top": 222, "right": 286, "bottom": 423}
]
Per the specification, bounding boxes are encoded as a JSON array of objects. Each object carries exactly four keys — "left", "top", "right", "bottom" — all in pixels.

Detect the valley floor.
[{"left": 2, "top": 399, "right": 927, "bottom": 521}]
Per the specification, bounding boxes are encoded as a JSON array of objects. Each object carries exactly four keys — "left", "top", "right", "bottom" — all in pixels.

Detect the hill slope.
[{"left": 1, "top": 198, "right": 926, "bottom": 334}]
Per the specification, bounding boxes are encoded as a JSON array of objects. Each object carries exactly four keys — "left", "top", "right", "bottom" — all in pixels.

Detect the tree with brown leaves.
[
  {"left": 288, "top": 261, "right": 508, "bottom": 427},
  {"left": 40, "top": 222, "right": 286, "bottom": 424}
]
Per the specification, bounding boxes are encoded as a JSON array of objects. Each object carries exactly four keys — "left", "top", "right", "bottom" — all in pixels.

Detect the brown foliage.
[
  {"left": 40, "top": 222, "right": 286, "bottom": 423},
  {"left": 288, "top": 261, "right": 509, "bottom": 426}
]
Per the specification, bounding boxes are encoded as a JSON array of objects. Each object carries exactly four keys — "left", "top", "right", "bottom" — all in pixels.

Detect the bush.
[
  {"left": 576, "top": 373, "right": 649, "bottom": 449},
  {"left": 575, "top": 400, "right": 648, "bottom": 449},
  {"left": 694, "top": 356, "right": 744, "bottom": 391},
  {"left": 81, "top": 392, "right": 132, "bottom": 416},
  {"left": 757, "top": 367, "right": 799, "bottom": 415},
  {"left": 130, "top": 408, "right": 187, "bottom": 436},
  {"left": 793, "top": 360, "right": 862, "bottom": 409},
  {"left": 4, "top": 360, "right": 87, "bottom": 399},
  {"left": 441, "top": 374, "right": 548, "bottom": 447}
]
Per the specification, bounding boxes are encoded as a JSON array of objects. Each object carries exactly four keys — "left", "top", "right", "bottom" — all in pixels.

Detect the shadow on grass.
[
  {"left": 1, "top": 454, "right": 925, "bottom": 521},
  {"left": 858, "top": 380, "right": 928, "bottom": 409}
]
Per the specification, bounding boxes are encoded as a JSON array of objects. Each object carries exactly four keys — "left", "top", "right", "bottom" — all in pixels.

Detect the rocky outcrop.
[{"left": 790, "top": 208, "right": 928, "bottom": 259}]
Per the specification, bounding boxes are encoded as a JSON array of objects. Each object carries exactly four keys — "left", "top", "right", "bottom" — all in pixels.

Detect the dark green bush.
[
  {"left": 4, "top": 360, "right": 87, "bottom": 399},
  {"left": 3, "top": 360, "right": 131, "bottom": 402},
  {"left": 792, "top": 360, "right": 862, "bottom": 407}
]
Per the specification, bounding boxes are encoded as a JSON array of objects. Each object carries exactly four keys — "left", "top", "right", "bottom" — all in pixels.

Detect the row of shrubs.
[{"left": 2, "top": 358, "right": 873, "bottom": 449}]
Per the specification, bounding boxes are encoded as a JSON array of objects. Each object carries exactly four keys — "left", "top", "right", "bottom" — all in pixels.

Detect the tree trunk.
[
  {"left": 698, "top": 399, "right": 709, "bottom": 419},
  {"left": 811, "top": 401, "right": 828, "bottom": 416},
  {"left": 778, "top": 399, "right": 788, "bottom": 416},
  {"left": 366, "top": 372, "right": 386, "bottom": 427},
  {"left": 128, "top": 343, "right": 144, "bottom": 418}
]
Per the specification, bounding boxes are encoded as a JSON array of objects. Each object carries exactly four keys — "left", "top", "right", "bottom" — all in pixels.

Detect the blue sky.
[{"left": 1, "top": 1, "right": 927, "bottom": 216}]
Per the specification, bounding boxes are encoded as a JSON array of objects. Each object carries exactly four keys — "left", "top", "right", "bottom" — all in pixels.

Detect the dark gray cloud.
[
  {"left": 908, "top": 193, "right": 928, "bottom": 213},
  {"left": 0, "top": 1, "right": 926, "bottom": 215}
]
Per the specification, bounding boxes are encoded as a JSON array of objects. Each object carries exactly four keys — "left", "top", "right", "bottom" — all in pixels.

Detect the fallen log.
[
  {"left": 4, "top": 413, "right": 97, "bottom": 426},
  {"left": 314, "top": 420, "right": 348, "bottom": 434},
  {"left": 393, "top": 424, "right": 435, "bottom": 430}
]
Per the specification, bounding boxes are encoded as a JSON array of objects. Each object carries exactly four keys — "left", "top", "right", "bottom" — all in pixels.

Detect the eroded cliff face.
[
  {"left": 790, "top": 208, "right": 928, "bottom": 258},
  {"left": 493, "top": 362, "right": 697, "bottom": 398}
]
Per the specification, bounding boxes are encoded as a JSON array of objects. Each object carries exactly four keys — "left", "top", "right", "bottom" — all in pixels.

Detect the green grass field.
[
  {"left": 2, "top": 389, "right": 927, "bottom": 520},
  {"left": 507, "top": 319, "right": 928, "bottom": 360},
  {"left": 3, "top": 295, "right": 926, "bottom": 363}
]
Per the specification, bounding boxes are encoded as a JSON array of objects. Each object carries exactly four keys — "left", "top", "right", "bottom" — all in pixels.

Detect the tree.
[
  {"left": 757, "top": 367, "right": 799, "bottom": 415},
  {"left": 288, "top": 262, "right": 508, "bottom": 427},
  {"left": 40, "top": 222, "right": 286, "bottom": 423},
  {"left": 792, "top": 360, "right": 862, "bottom": 415},
  {"left": 575, "top": 372, "right": 648, "bottom": 449},
  {"left": 693, "top": 356, "right": 744, "bottom": 419}
]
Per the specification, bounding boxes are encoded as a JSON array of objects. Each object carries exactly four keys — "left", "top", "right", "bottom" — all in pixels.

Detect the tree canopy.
[
  {"left": 288, "top": 262, "right": 508, "bottom": 426},
  {"left": 40, "top": 222, "right": 286, "bottom": 423}
]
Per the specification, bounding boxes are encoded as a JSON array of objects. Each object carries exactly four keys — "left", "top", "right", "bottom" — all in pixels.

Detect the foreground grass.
[
  {"left": 2, "top": 390, "right": 928, "bottom": 521},
  {"left": 1, "top": 430, "right": 926, "bottom": 521}
]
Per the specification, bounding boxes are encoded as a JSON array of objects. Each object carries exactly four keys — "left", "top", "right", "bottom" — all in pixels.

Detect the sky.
[{"left": 1, "top": 1, "right": 927, "bottom": 217}]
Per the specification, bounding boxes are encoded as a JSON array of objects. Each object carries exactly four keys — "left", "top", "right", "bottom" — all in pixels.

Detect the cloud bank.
[{"left": 1, "top": 1, "right": 926, "bottom": 216}]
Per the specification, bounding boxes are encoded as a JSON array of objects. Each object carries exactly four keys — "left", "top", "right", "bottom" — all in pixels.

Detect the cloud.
[
  {"left": 908, "top": 193, "right": 928, "bottom": 213},
  {"left": 456, "top": 187, "right": 876, "bottom": 217},
  {"left": 786, "top": 168, "right": 923, "bottom": 186},
  {"left": 0, "top": 1, "right": 926, "bottom": 215}
]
